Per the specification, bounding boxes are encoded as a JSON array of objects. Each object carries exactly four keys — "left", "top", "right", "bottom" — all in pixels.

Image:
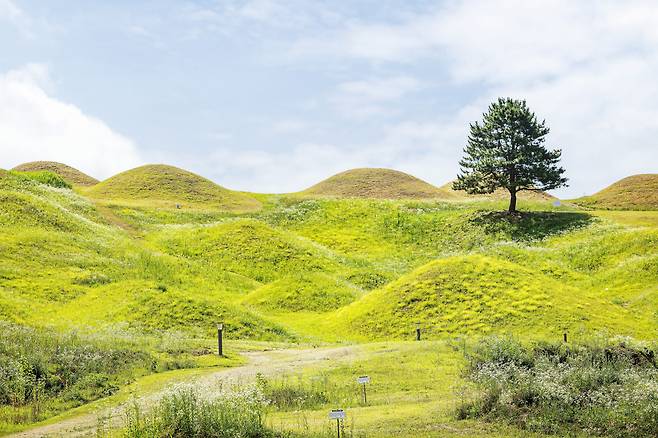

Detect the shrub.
[{"left": 458, "top": 337, "right": 658, "bottom": 437}]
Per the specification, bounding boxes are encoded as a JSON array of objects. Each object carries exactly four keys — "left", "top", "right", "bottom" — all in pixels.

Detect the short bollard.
[
  {"left": 357, "top": 376, "right": 370, "bottom": 404},
  {"left": 329, "top": 409, "right": 345, "bottom": 438},
  {"left": 217, "top": 323, "right": 224, "bottom": 356}
]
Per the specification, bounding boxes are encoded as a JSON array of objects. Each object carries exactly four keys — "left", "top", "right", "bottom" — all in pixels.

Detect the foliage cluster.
[{"left": 458, "top": 337, "right": 658, "bottom": 437}]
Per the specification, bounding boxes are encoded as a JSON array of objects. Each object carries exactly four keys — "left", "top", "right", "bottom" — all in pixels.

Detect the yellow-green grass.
[
  {"left": 301, "top": 168, "right": 453, "bottom": 199},
  {"left": 242, "top": 272, "right": 364, "bottom": 312},
  {"left": 12, "top": 161, "right": 99, "bottom": 186},
  {"left": 266, "top": 341, "right": 553, "bottom": 437},
  {"left": 2, "top": 166, "right": 658, "bottom": 435},
  {"left": 573, "top": 173, "right": 658, "bottom": 210},
  {"left": 82, "top": 164, "right": 261, "bottom": 212}
]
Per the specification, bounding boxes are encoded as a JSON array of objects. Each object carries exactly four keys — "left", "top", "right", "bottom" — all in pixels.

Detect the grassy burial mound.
[
  {"left": 84, "top": 164, "right": 261, "bottom": 211},
  {"left": 242, "top": 272, "right": 362, "bottom": 312},
  {"left": 440, "top": 180, "right": 556, "bottom": 202},
  {"left": 335, "top": 253, "right": 647, "bottom": 340},
  {"left": 301, "top": 168, "right": 452, "bottom": 199},
  {"left": 12, "top": 161, "right": 99, "bottom": 186},
  {"left": 574, "top": 174, "right": 658, "bottom": 210}
]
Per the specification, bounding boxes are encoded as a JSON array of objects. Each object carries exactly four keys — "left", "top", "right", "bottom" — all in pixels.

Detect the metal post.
[
  {"left": 217, "top": 323, "right": 224, "bottom": 356},
  {"left": 362, "top": 383, "right": 367, "bottom": 404},
  {"left": 336, "top": 419, "right": 340, "bottom": 438},
  {"left": 563, "top": 332, "right": 567, "bottom": 343},
  {"left": 416, "top": 322, "right": 421, "bottom": 341}
]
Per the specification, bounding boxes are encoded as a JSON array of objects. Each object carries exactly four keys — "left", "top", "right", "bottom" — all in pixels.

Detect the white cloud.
[
  {"left": 330, "top": 76, "right": 422, "bottom": 118},
  {"left": 0, "top": 64, "right": 142, "bottom": 179}
]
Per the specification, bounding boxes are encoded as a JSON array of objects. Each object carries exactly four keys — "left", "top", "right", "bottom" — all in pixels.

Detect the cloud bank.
[{"left": 0, "top": 64, "right": 142, "bottom": 179}]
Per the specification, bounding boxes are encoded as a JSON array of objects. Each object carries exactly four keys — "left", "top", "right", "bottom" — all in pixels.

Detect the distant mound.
[
  {"left": 12, "top": 161, "right": 98, "bottom": 186},
  {"left": 440, "top": 181, "right": 556, "bottom": 201},
  {"left": 573, "top": 174, "right": 658, "bottom": 210},
  {"left": 84, "top": 164, "right": 261, "bottom": 211},
  {"left": 302, "top": 168, "right": 451, "bottom": 199}
]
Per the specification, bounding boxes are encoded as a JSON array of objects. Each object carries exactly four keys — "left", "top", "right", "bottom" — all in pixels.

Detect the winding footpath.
[{"left": 8, "top": 345, "right": 359, "bottom": 438}]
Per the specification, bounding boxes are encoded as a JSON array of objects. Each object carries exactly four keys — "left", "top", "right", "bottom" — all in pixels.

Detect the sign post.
[
  {"left": 329, "top": 409, "right": 345, "bottom": 438},
  {"left": 217, "top": 323, "right": 224, "bottom": 356},
  {"left": 357, "top": 376, "right": 370, "bottom": 404},
  {"left": 416, "top": 322, "right": 421, "bottom": 341}
]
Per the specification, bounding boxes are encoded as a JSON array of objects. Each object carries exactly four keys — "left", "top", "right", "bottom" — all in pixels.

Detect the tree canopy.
[{"left": 453, "top": 98, "right": 567, "bottom": 212}]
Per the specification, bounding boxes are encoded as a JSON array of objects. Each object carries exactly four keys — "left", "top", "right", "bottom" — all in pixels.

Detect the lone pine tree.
[{"left": 454, "top": 98, "right": 567, "bottom": 213}]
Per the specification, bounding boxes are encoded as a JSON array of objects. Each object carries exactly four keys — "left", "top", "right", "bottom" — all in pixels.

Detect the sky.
[{"left": 1, "top": 0, "right": 657, "bottom": 198}]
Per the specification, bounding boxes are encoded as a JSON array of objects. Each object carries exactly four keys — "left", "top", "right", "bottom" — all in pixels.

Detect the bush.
[
  {"left": 0, "top": 322, "right": 153, "bottom": 424},
  {"left": 458, "top": 336, "right": 658, "bottom": 437}
]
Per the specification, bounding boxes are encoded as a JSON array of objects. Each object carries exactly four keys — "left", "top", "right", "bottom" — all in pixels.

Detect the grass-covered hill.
[
  {"left": 1, "top": 167, "right": 657, "bottom": 343},
  {"left": 83, "top": 164, "right": 261, "bottom": 211},
  {"left": 12, "top": 161, "right": 99, "bottom": 186},
  {"left": 440, "top": 180, "right": 556, "bottom": 201},
  {"left": 574, "top": 174, "right": 658, "bottom": 210},
  {"left": 301, "top": 168, "right": 452, "bottom": 199}
]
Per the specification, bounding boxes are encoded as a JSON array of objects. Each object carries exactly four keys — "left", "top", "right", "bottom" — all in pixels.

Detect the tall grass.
[
  {"left": 122, "top": 385, "right": 280, "bottom": 438},
  {"left": 0, "top": 322, "right": 153, "bottom": 426},
  {"left": 457, "top": 336, "right": 658, "bottom": 437}
]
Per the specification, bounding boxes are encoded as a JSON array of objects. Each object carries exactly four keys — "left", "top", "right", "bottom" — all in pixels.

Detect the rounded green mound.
[
  {"left": 302, "top": 168, "right": 451, "bottom": 199},
  {"left": 84, "top": 164, "right": 261, "bottom": 211},
  {"left": 12, "top": 161, "right": 98, "bottom": 186},
  {"left": 574, "top": 174, "right": 658, "bottom": 210},
  {"left": 335, "top": 254, "right": 584, "bottom": 339},
  {"left": 242, "top": 273, "right": 361, "bottom": 312}
]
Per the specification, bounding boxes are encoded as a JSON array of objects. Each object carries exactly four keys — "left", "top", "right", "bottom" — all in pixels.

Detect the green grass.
[
  {"left": 12, "top": 161, "right": 99, "bottom": 186},
  {"left": 82, "top": 164, "right": 261, "bottom": 212},
  {"left": 300, "top": 168, "right": 452, "bottom": 199},
  {"left": 1, "top": 164, "right": 657, "bottom": 436},
  {"left": 573, "top": 174, "right": 658, "bottom": 210}
]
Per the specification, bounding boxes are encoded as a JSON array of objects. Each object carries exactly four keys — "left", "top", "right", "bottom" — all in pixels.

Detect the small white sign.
[
  {"left": 553, "top": 200, "right": 561, "bottom": 207},
  {"left": 329, "top": 409, "right": 346, "bottom": 420},
  {"left": 357, "top": 376, "right": 370, "bottom": 384}
]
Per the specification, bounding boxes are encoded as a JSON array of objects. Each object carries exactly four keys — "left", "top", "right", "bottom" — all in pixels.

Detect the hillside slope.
[
  {"left": 302, "top": 168, "right": 452, "bottom": 199},
  {"left": 573, "top": 174, "right": 658, "bottom": 210},
  {"left": 12, "top": 161, "right": 99, "bottom": 186},
  {"left": 84, "top": 164, "right": 261, "bottom": 211},
  {"left": 440, "top": 181, "right": 556, "bottom": 201}
]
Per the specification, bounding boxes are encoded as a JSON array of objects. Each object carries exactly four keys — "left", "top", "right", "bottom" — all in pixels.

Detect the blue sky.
[{"left": 2, "top": 0, "right": 657, "bottom": 197}]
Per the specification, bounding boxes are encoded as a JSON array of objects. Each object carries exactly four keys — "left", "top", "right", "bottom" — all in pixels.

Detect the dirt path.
[{"left": 9, "top": 345, "right": 360, "bottom": 438}]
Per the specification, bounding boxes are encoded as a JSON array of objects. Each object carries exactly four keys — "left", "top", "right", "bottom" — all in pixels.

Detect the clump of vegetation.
[
  {"left": 122, "top": 385, "right": 280, "bottom": 438},
  {"left": 255, "top": 374, "right": 334, "bottom": 411},
  {"left": 457, "top": 336, "right": 658, "bottom": 437},
  {"left": 0, "top": 322, "right": 153, "bottom": 426},
  {"left": 12, "top": 161, "right": 99, "bottom": 186},
  {"left": 10, "top": 170, "right": 72, "bottom": 189}
]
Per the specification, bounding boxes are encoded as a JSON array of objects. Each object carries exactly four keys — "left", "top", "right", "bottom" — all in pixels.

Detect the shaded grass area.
[{"left": 458, "top": 336, "right": 658, "bottom": 437}]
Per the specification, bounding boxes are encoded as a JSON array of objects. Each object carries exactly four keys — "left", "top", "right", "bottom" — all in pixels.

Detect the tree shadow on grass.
[{"left": 469, "top": 211, "right": 595, "bottom": 241}]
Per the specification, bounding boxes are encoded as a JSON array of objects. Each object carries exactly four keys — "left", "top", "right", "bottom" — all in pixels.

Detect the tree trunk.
[{"left": 508, "top": 190, "right": 517, "bottom": 213}]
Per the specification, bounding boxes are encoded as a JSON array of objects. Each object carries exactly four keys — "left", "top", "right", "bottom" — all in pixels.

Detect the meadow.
[{"left": 0, "top": 165, "right": 656, "bottom": 436}]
